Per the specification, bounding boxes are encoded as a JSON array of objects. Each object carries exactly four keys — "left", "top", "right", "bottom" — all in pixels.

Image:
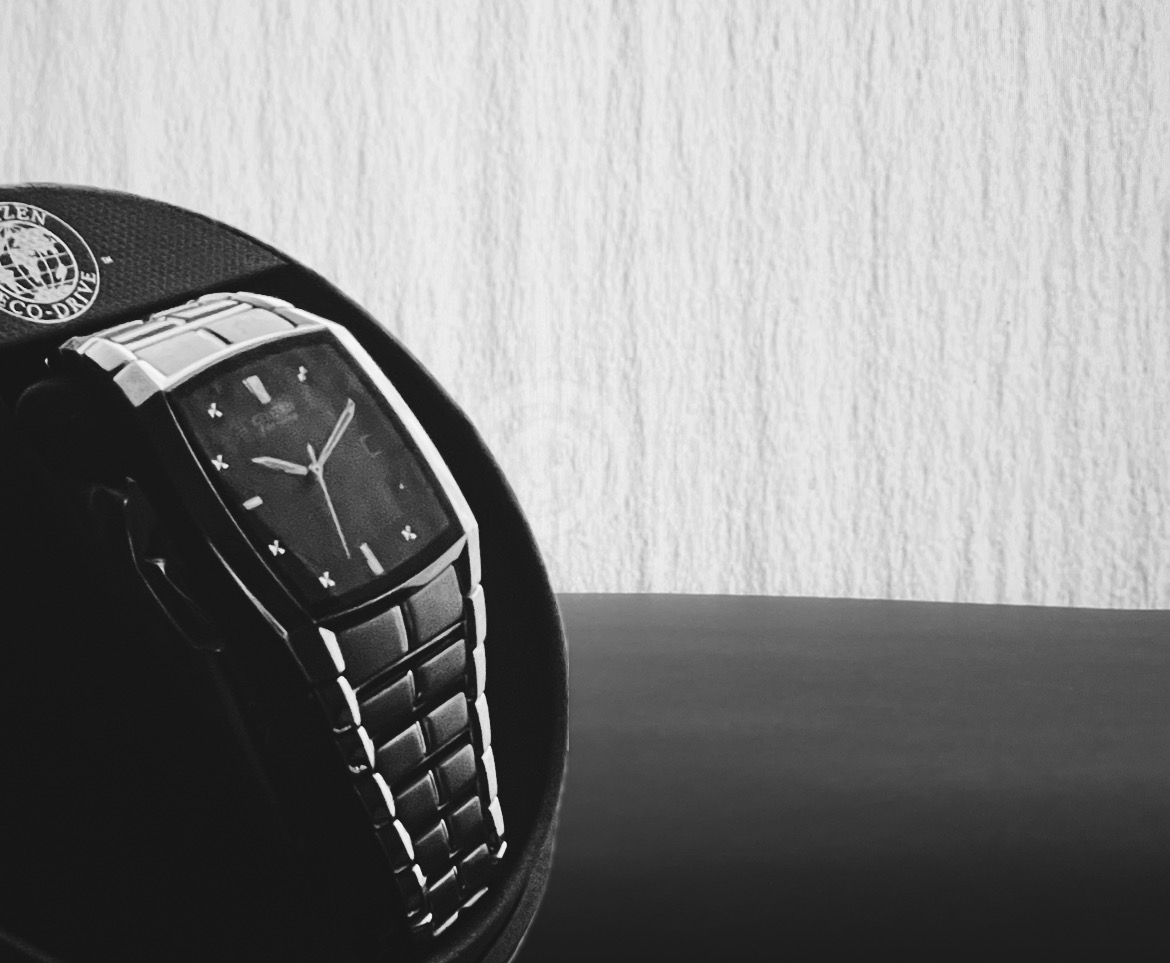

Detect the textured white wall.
[{"left": 2, "top": 1, "right": 1168, "bottom": 606}]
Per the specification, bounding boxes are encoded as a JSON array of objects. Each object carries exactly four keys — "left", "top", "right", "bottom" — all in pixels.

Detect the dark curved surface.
[
  {"left": 521, "top": 594, "right": 1170, "bottom": 960},
  {"left": 0, "top": 184, "right": 566, "bottom": 963}
]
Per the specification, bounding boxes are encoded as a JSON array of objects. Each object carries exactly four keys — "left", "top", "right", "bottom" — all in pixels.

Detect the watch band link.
[
  {"left": 71, "top": 292, "right": 506, "bottom": 939},
  {"left": 325, "top": 563, "right": 505, "bottom": 937}
]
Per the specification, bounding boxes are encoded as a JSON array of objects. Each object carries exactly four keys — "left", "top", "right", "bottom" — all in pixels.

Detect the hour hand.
[{"left": 251, "top": 455, "right": 310, "bottom": 476}]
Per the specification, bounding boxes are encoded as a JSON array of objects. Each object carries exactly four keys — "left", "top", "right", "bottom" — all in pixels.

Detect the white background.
[{"left": 2, "top": 1, "right": 1168, "bottom": 607}]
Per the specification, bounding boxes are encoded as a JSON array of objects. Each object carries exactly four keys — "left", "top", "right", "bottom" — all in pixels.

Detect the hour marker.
[
  {"left": 268, "top": 540, "right": 285, "bottom": 556},
  {"left": 360, "top": 542, "right": 384, "bottom": 575},
  {"left": 212, "top": 454, "right": 229, "bottom": 471},
  {"left": 244, "top": 496, "right": 264, "bottom": 510},
  {"left": 297, "top": 365, "right": 308, "bottom": 382},
  {"left": 398, "top": 482, "right": 406, "bottom": 490},
  {"left": 319, "top": 571, "right": 336, "bottom": 588},
  {"left": 242, "top": 375, "right": 271, "bottom": 404},
  {"left": 360, "top": 433, "right": 382, "bottom": 456},
  {"left": 207, "top": 402, "right": 223, "bottom": 418},
  {"left": 401, "top": 525, "right": 417, "bottom": 542}
]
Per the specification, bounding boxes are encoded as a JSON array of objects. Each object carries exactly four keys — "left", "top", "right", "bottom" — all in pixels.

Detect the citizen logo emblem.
[
  {"left": 250, "top": 398, "right": 298, "bottom": 435},
  {"left": 0, "top": 202, "right": 100, "bottom": 324}
]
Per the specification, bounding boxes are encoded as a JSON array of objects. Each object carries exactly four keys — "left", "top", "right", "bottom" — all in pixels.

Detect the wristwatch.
[{"left": 54, "top": 291, "right": 506, "bottom": 941}]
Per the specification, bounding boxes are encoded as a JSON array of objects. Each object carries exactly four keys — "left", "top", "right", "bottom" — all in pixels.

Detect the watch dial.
[{"left": 173, "top": 337, "right": 459, "bottom": 610}]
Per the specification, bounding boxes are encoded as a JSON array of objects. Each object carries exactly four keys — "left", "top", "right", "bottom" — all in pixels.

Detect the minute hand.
[
  {"left": 251, "top": 456, "right": 309, "bottom": 476},
  {"left": 317, "top": 398, "right": 356, "bottom": 467}
]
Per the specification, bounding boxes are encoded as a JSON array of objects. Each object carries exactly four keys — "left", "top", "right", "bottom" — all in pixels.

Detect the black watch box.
[{"left": 0, "top": 184, "right": 568, "bottom": 963}]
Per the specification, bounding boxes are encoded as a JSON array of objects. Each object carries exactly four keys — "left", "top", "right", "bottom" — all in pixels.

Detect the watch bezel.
[
  {"left": 64, "top": 302, "right": 481, "bottom": 628},
  {"left": 170, "top": 331, "right": 464, "bottom": 615}
]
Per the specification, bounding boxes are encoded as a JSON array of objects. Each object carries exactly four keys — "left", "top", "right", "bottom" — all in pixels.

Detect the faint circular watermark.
[{"left": 481, "top": 379, "right": 615, "bottom": 544}]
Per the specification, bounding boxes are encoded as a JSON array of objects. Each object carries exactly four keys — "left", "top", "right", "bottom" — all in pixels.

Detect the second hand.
[{"left": 308, "top": 442, "right": 351, "bottom": 559}]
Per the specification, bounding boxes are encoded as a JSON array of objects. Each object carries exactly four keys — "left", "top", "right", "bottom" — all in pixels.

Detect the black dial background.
[{"left": 173, "top": 336, "right": 458, "bottom": 611}]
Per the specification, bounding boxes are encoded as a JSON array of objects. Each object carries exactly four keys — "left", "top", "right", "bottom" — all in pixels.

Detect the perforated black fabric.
[{"left": 0, "top": 185, "right": 285, "bottom": 347}]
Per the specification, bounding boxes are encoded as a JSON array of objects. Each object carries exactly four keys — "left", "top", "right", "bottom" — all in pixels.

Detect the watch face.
[{"left": 172, "top": 335, "right": 460, "bottom": 611}]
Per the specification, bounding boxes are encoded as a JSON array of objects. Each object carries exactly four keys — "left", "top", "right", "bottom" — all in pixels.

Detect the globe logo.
[
  {"left": 0, "top": 222, "right": 79, "bottom": 303},
  {"left": 0, "top": 202, "right": 99, "bottom": 324}
]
